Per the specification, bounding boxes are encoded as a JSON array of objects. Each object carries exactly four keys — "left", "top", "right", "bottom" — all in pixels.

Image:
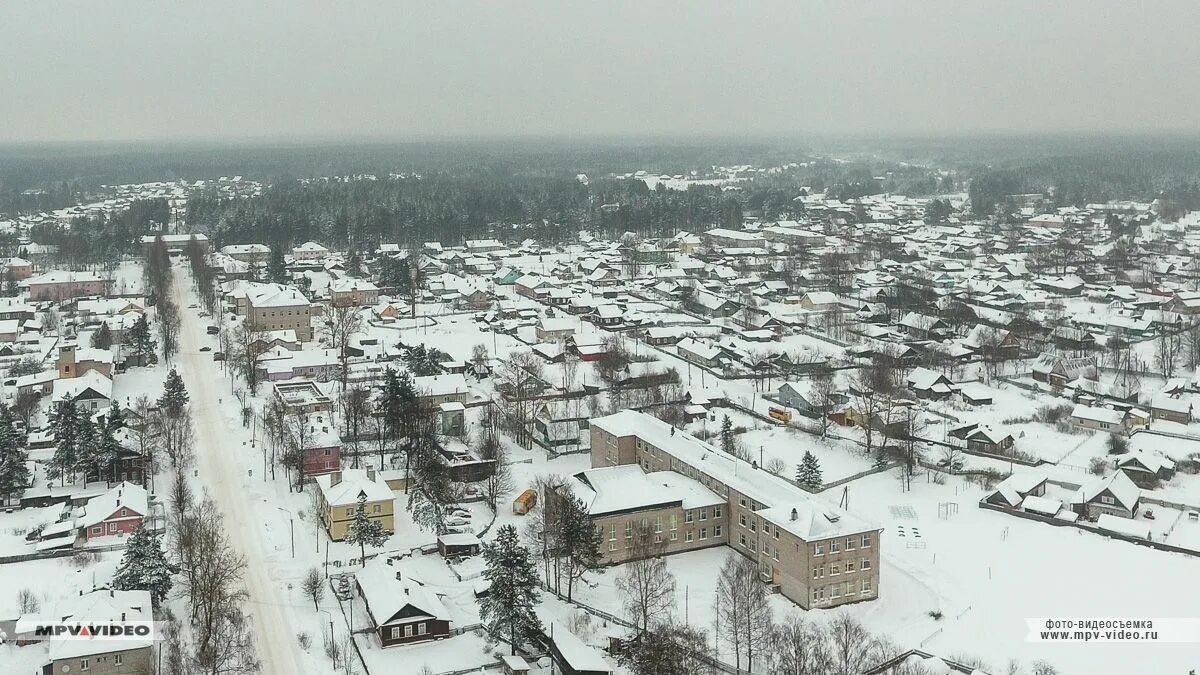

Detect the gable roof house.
[
  {"left": 1072, "top": 470, "right": 1141, "bottom": 520},
  {"left": 675, "top": 337, "right": 723, "bottom": 369},
  {"left": 905, "top": 367, "right": 953, "bottom": 400},
  {"left": 1031, "top": 352, "right": 1097, "bottom": 388},
  {"left": 685, "top": 289, "right": 741, "bottom": 318},
  {"left": 355, "top": 558, "right": 452, "bottom": 647},
  {"left": 981, "top": 471, "right": 1049, "bottom": 510},
  {"left": 1113, "top": 451, "right": 1177, "bottom": 489},
  {"left": 1148, "top": 392, "right": 1192, "bottom": 424},
  {"left": 38, "top": 590, "right": 155, "bottom": 675},
  {"left": 963, "top": 424, "right": 1015, "bottom": 455},
  {"left": 75, "top": 481, "right": 148, "bottom": 542}
]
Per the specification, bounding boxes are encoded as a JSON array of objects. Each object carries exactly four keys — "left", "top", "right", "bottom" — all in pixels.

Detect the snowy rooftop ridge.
[{"left": 591, "top": 410, "right": 880, "bottom": 537}]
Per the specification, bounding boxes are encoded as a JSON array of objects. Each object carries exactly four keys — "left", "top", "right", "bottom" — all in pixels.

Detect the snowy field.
[{"left": 818, "top": 470, "right": 1200, "bottom": 674}]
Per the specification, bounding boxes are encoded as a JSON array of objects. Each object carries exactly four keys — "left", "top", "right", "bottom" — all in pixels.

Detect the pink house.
[
  {"left": 302, "top": 426, "right": 343, "bottom": 477},
  {"left": 23, "top": 271, "right": 111, "bottom": 301},
  {"left": 76, "top": 482, "right": 147, "bottom": 541}
]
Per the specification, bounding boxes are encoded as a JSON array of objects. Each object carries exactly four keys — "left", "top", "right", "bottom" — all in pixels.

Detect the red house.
[
  {"left": 76, "top": 482, "right": 147, "bottom": 541},
  {"left": 301, "top": 426, "right": 343, "bottom": 477},
  {"left": 356, "top": 558, "right": 452, "bottom": 647}
]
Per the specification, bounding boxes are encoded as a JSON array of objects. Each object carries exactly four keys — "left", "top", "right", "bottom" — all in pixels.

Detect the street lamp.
[{"left": 276, "top": 506, "right": 294, "bottom": 558}]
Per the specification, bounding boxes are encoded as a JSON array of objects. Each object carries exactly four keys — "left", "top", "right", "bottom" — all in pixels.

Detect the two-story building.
[
  {"left": 247, "top": 287, "right": 314, "bottom": 341},
  {"left": 589, "top": 410, "right": 881, "bottom": 610},
  {"left": 314, "top": 468, "right": 394, "bottom": 541},
  {"left": 329, "top": 277, "right": 380, "bottom": 307},
  {"left": 558, "top": 464, "right": 727, "bottom": 564}
]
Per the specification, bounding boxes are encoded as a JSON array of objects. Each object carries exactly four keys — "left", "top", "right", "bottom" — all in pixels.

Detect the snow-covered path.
[{"left": 171, "top": 268, "right": 307, "bottom": 675}]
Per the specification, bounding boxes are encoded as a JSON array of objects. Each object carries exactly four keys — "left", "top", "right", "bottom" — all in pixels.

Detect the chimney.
[
  {"left": 121, "top": 612, "right": 126, "bottom": 621},
  {"left": 330, "top": 471, "right": 342, "bottom": 487},
  {"left": 790, "top": 508, "right": 798, "bottom": 522},
  {"left": 367, "top": 467, "right": 377, "bottom": 482},
  {"left": 322, "top": 426, "right": 328, "bottom": 433},
  {"left": 404, "top": 587, "right": 409, "bottom": 595}
]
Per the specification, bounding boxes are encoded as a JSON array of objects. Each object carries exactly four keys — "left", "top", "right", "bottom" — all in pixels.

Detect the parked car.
[
  {"left": 199, "top": 346, "right": 212, "bottom": 352},
  {"left": 213, "top": 351, "right": 226, "bottom": 361},
  {"left": 206, "top": 325, "right": 219, "bottom": 334}
]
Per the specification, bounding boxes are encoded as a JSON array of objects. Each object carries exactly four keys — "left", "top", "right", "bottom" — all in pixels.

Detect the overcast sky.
[{"left": 3, "top": 1, "right": 1200, "bottom": 143}]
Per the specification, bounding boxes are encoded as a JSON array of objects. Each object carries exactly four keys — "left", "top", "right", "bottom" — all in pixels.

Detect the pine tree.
[
  {"left": 479, "top": 524, "right": 543, "bottom": 655},
  {"left": 49, "top": 400, "right": 82, "bottom": 484},
  {"left": 559, "top": 493, "right": 603, "bottom": 601},
  {"left": 91, "top": 322, "right": 113, "bottom": 350},
  {"left": 113, "top": 524, "right": 174, "bottom": 606},
  {"left": 159, "top": 368, "right": 189, "bottom": 418},
  {"left": 795, "top": 450, "right": 823, "bottom": 491},
  {"left": 128, "top": 315, "right": 152, "bottom": 362},
  {"left": 0, "top": 403, "right": 30, "bottom": 505},
  {"left": 107, "top": 400, "right": 127, "bottom": 432},
  {"left": 719, "top": 415, "right": 735, "bottom": 455},
  {"left": 267, "top": 244, "right": 288, "bottom": 284},
  {"left": 344, "top": 493, "right": 388, "bottom": 567}
]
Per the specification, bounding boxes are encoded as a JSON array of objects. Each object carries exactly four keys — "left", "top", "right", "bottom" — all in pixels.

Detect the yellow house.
[{"left": 314, "top": 468, "right": 395, "bottom": 541}]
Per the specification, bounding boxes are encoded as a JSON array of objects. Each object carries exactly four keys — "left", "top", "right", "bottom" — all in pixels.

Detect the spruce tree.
[
  {"left": 113, "top": 524, "right": 174, "bottom": 606},
  {"left": 158, "top": 368, "right": 189, "bottom": 417},
  {"left": 719, "top": 415, "right": 735, "bottom": 455},
  {"left": 344, "top": 493, "right": 388, "bottom": 567},
  {"left": 480, "top": 524, "right": 543, "bottom": 655},
  {"left": 795, "top": 450, "right": 823, "bottom": 491},
  {"left": 0, "top": 403, "right": 30, "bottom": 505},
  {"left": 49, "top": 400, "right": 81, "bottom": 484},
  {"left": 267, "top": 244, "right": 288, "bottom": 284},
  {"left": 128, "top": 315, "right": 152, "bottom": 362},
  {"left": 91, "top": 323, "right": 113, "bottom": 350}
]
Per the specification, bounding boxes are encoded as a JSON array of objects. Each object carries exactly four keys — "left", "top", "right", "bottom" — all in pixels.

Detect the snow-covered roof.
[
  {"left": 1070, "top": 404, "right": 1124, "bottom": 425},
  {"left": 757, "top": 500, "right": 879, "bottom": 542},
  {"left": 355, "top": 558, "right": 450, "bottom": 624},
  {"left": 45, "top": 590, "right": 154, "bottom": 661},
  {"left": 1076, "top": 471, "right": 1140, "bottom": 510},
  {"left": 315, "top": 469, "right": 392, "bottom": 506},
  {"left": 75, "top": 481, "right": 147, "bottom": 529},
  {"left": 590, "top": 410, "right": 878, "bottom": 537},
  {"left": 566, "top": 465, "right": 724, "bottom": 516}
]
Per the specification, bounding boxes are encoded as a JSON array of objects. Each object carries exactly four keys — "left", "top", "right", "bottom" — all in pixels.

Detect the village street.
[{"left": 171, "top": 265, "right": 310, "bottom": 675}]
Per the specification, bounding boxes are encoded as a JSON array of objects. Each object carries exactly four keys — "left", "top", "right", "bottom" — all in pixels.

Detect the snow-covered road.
[{"left": 171, "top": 269, "right": 307, "bottom": 675}]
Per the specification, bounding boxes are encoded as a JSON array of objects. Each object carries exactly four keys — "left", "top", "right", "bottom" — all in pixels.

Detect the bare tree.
[
  {"left": 155, "top": 408, "right": 195, "bottom": 470},
  {"left": 771, "top": 614, "right": 833, "bottom": 675},
  {"left": 849, "top": 355, "right": 897, "bottom": 458},
  {"left": 339, "top": 386, "right": 370, "bottom": 469},
  {"left": 1155, "top": 324, "right": 1183, "bottom": 377},
  {"left": 196, "top": 604, "right": 262, "bottom": 675},
  {"left": 175, "top": 494, "right": 253, "bottom": 668},
  {"left": 478, "top": 409, "right": 513, "bottom": 512},
  {"left": 301, "top": 567, "right": 325, "bottom": 610},
  {"left": 158, "top": 299, "right": 182, "bottom": 364},
  {"left": 523, "top": 474, "right": 565, "bottom": 586},
  {"left": 282, "top": 412, "right": 315, "bottom": 491},
  {"left": 810, "top": 368, "right": 838, "bottom": 438},
  {"left": 828, "top": 613, "right": 886, "bottom": 675},
  {"left": 323, "top": 305, "right": 365, "bottom": 386},
  {"left": 714, "top": 552, "right": 772, "bottom": 672},
  {"left": 496, "top": 350, "right": 545, "bottom": 448},
  {"left": 17, "top": 587, "right": 39, "bottom": 614},
  {"left": 616, "top": 524, "right": 676, "bottom": 633},
  {"left": 228, "top": 322, "right": 267, "bottom": 394}
]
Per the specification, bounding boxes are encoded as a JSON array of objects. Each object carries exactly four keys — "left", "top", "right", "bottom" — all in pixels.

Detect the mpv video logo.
[{"left": 15, "top": 619, "right": 158, "bottom": 641}]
